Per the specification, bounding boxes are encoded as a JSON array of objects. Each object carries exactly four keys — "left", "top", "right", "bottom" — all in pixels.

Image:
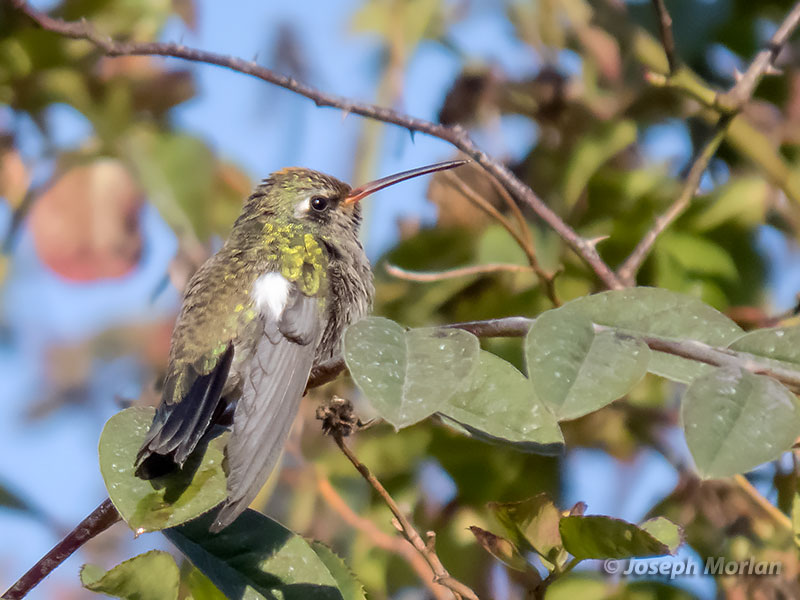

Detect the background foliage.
[{"left": 4, "top": 0, "right": 800, "bottom": 598}]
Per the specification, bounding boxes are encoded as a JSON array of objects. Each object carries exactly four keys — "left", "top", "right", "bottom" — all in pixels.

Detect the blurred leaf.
[
  {"left": 29, "top": 159, "right": 142, "bottom": 280},
  {"left": 99, "top": 407, "right": 228, "bottom": 533},
  {"left": 561, "top": 287, "right": 743, "bottom": 384},
  {"left": 545, "top": 576, "right": 610, "bottom": 600},
  {"left": 468, "top": 526, "right": 532, "bottom": 573},
  {"left": 352, "top": 0, "right": 443, "bottom": 54},
  {"left": 656, "top": 232, "right": 738, "bottom": 281},
  {"left": 639, "top": 517, "right": 683, "bottom": 554},
  {"left": 792, "top": 494, "right": 800, "bottom": 550},
  {"left": 343, "top": 317, "right": 480, "bottom": 428},
  {"left": 0, "top": 147, "right": 29, "bottom": 208},
  {"left": 563, "top": 120, "right": 636, "bottom": 207},
  {"left": 440, "top": 350, "right": 564, "bottom": 453},
  {"left": 310, "top": 542, "right": 367, "bottom": 600},
  {"left": 165, "top": 509, "right": 351, "bottom": 600},
  {"left": 688, "top": 176, "right": 768, "bottom": 232},
  {"left": 681, "top": 366, "right": 800, "bottom": 478},
  {"left": 489, "top": 493, "right": 563, "bottom": 565},
  {"left": 559, "top": 515, "right": 671, "bottom": 560},
  {"left": 526, "top": 309, "right": 649, "bottom": 420},
  {"left": 81, "top": 550, "right": 179, "bottom": 600}
]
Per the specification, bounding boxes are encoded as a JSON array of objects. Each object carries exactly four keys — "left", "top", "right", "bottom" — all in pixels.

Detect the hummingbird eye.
[{"left": 310, "top": 196, "right": 329, "bottom": 212}]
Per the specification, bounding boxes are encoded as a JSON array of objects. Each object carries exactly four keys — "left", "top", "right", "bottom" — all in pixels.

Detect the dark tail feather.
[{"left": 135, "top": 345, "right": 234, "bottom": 479}]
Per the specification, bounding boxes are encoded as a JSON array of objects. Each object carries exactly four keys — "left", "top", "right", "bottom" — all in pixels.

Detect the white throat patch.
[{"left": 252, "top": 272, "right": 291, "bottom": 320}]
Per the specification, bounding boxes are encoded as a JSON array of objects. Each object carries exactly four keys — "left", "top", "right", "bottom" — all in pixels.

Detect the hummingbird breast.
[{"left": 315, "top": 237, "right": 374, "bottom": 363}]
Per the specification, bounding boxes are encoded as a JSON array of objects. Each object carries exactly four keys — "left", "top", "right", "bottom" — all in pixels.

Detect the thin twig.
[
  {"left": 617, "top": 118, "right": 730, "bottom": 285},
  {"left": 385, "top": 262, "right": 532, "bottom": 282},
  {"left": 331, "top": 431, "right": 479, "bottom": 600},
  {"left": 732, "top": 474, "right": 792, "bottom": 531},
  {"left": 651, "top": 0, "right": 678, "bottom": 74},
  {"left": 316, "top": 472, "right": 451, "bottom": 600},
  {"left": 1, "top": 499, "right": 121, "bottom": 600},
  {"left": 621, "top": 1, "right": 800, "bottom": 284},
  {"left": 442, "top": 171, "right": 561, "bottom": 305},
  {"left": 8, "top": 0, "right": 622, "bottom": 291}
]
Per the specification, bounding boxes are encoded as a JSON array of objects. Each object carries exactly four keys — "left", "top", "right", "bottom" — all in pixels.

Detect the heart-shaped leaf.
[
  {"left": 526, "top": 310, "right": 649, "bottom": 420},
  {"left": 681, "top": 366, "right": 800, "bottom": 478},
  {"left": 99, "top": 407, "right": 228, "bottom": 532},
  {"left": 441, "top": 351, "right": 563, "bottom": 452},
  {"left": 166, "top": 508, "right": 358, "bottom": 599},
  {"left": 81, "top": 551, "right": 179, "bottom": 600},
  {"left": 344, "top": 317, "right": 479, "bottom": 428}
]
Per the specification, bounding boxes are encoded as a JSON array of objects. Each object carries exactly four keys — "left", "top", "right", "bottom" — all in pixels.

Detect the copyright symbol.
[{"left": 603, "top": 559, "right": 620, "bottom": 574}]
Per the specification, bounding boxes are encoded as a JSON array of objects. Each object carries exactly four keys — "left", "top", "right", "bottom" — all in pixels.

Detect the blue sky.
[{"left": 2, "top": 1, "right": 799, "bottom": 598}]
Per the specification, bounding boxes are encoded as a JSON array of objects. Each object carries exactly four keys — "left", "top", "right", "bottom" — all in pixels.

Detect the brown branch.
[
  {"left": 621, "top": 2, "right": 800, "bottom": 284},
  {"left": 1, "top": 499, "right": 121, "bottom": 600},
  {"left": 732, "top": 474, "right": 792, "bottom": 531},
  {"left": 7, "top": 0, "right": 622, "bottom": 291},
  {"left": 442, "top": 171, "right": 561, "bottom": 305},
  {"left": 332, "top": 433, "right": 479, "bottom": 600},
  {"left": 651, "top": 0, "right": 678, "bottom": 74},
  {"left": 385, "top": 262, "right": 533, "bottom": 282},
  {"left": 316, "top": 472, "right": 451, "bottom": 600}
]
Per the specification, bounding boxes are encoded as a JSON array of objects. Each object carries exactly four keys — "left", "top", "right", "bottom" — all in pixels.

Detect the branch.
[
  {"left": 8, "top": 0, "right": 622, "bottom": 291},
  {"left": 1, "top": 499, "right": 121, "bottom": 600},
  {"left": 316, "top": 471, "right": 452, "bottom": 600},
  {"left": 385, "top": 262, "right": 533, "bottom": 282},
  {"left": 651, "top": 0, "right": 678, "bottom": 74},
  {"left": 317, "top": 397, "right": 479, "bottom": 600},
  {"left": 617, "top": 118, "right": 730, "bottom": 285},
  {"left": 620, "top": 1, "right": 800, "bottom": 284}
]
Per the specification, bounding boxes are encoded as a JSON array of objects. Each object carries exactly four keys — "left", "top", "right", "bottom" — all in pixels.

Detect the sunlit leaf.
[
  {"left": 441, "top": 350, "right": 563, "bottom": 452},
  {"left": 561, "top": 287, "right": 743, "bottom": 384},
  {"left": 681, "top": 366, "right": 800, "bottom": 478},
  {"left": 81, "top": 550, "right": 179, "bottom": 600},
  {"left": 489, "top": 493, "right": 564, "bottom": 564},
  {"left": 165, "top": 509, "right": 352, "bottom": 599},
  {"left": 563, "top": 120, "right": 637, "bottom": 207},
  {"left": 639, "top": 517, "right": 683, "bottom": 554},
  {"left": 99, "top": 407, "right": 228, "bottom": 533},
  {"left": 344, "top": 317, "right": 479, "bottom": 428},
  {"left": 526, "top": 309, "right": 649, "bottom": 420},
  {"left": 559, "top": 515, "right": 671, "bottom": 560}
]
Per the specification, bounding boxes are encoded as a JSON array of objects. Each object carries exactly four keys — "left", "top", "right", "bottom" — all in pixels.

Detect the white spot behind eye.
[
  {"left": 294, "top": 197, "right": 312, "bottom": 217},
  {"left": 252, "top": 272, "right": 291, "bottom": 320}
]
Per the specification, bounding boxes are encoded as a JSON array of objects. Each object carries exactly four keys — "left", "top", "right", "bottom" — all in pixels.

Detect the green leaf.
[
  {"left": 559, "top": 515, "right": 670, "bottom": 560},
  {"left": 344, "top": 317, "right": 480, "bottom": 428},
  {"left": 310, "top": 542, "right": 367, "bottom": 600},
  {"left": 561, "top": 287, "right": 743, "bottom": 384},
  {"left": 689, "top": 176, "right": 768, "bottom": 232},
  {"left": 99, "top": 407, "right": 228, "bottom": 533},
  {"left": 489, "top": 494, "right": 564, "bottom": 565},
  {"left": 526, "top": 309, "right": 649, "bottom": 420},
  {"left": 681, "top": 366, "right": 800, "bottom": 478},
  {"left": 656, "top": 232, "right": 738, "bottom": 281},
  {"left": 468, "top": 526, "right": 534, "bottom": 573},
  {"left": 638, "top": 517, "right": 683, "bottom": 554},
  {"left": 792, "top": 494, "right": 800, "bottom": 550},
  {"left": 182, "top": 566, "right": 228, "bottom": 600},
  {"left": 563, "top": 119, "right": 637, "bottom": 207},
  {"left": 165, "top": 509, "right": 351, "bottom": 600},
  {"left": 81, "top": 550, "right": 179, "bottom": 600},
  {"left": 729, "top": 326, "right": 800, "bottom": 368},
  {"left": 440, "top": 350, "right": 563, "bottom": 452}
]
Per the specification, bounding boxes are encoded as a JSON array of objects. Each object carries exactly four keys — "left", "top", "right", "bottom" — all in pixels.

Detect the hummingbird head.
[{"left": 235, "top": 160, "right": 468, "bottom": 244}]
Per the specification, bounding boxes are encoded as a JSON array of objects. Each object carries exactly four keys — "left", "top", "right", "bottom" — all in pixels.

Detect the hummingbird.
[{"left": 135, "top": 159, "right": 467, "bottom": 532}]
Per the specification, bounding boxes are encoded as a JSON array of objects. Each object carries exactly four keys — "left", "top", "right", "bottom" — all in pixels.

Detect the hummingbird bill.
[{"left": 135, "top": 159, "right": 468, "bottom": 531}]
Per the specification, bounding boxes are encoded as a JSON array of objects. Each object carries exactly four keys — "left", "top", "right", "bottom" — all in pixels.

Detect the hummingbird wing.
[{"left": 211, "top": 284, "right": 321, "bottom": 531}]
